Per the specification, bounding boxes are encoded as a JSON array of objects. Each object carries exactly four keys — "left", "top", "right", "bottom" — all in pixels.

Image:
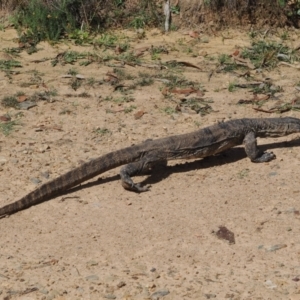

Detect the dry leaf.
[
  {"left": 189, "top": 31, "right": 199, "bottom": 38},
  {"left": 0, "top": 115, "right": 11, "bottom": 122},
  {"left": 232, "top": 50, "right": 240, "bottom": 56},
  {"left": 17, "top": 95, "right": 28, "bottom": 102},
  {"left": 170, "top": 88, "right": 196, "bottom": 95},
  {"left": 134, "top": 110, "right": 145, "bottom": 119}
]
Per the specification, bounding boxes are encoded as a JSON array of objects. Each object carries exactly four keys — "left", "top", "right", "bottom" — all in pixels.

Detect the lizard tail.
[{"left": 0, "top": 145, "right": 142, "bottom": 217}]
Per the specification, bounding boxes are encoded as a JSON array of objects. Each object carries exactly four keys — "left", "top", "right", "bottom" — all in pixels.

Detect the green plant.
[
  {"left": 93, "top": 127, "right": 110, "bottom": 136},
  {"left": 162, "top": 106, "right": 176, "bottom": 115},
  {"left": 242, "top": 39, "right": 300, "bottom": 69},
  {"left": 1, "top": 96, "right": 19, "bottom": 109},
  {"left": 228, "top": 82, "right": 237, "bottom": 92},
  {"left": 70, "top": 78, "right": 81, "bottom": 91},
  {"left": 51, "top": 51, "right": 89, "bottom": 66},
  {"left": 0, "top": 60, "right": 22, "bottom": 71},
  {"left": 129, "top": 16, "right": 146, "bottom": 29},
  {"left": 218, "top": 54, "right": 231, "bottom": 65},
  {"left": 113, "top": 68, "right": 134, "bottom": 80},
  {"left": 124, "top": 105, "right": 137, "bottom": 113},
  {"left": 0, "top": 120, "right": 18, "bottom": 136},
  {"left": 95, "top": 33, "right": 119, "bottom": 48},
  {"left": 68, "top": 29, "right": 92, "bottom": 45},
  {"left": 170, "top": 5, "right": 180, "bottom": 14},
  {"left": 136, "top": 77, "right": 154, "bottom": 86},
  {"left": 68, "top": 68, "right": 78, "bottom": 76},
  {"left": 13, "top": 0, "right": 78, "bottom": 43}
]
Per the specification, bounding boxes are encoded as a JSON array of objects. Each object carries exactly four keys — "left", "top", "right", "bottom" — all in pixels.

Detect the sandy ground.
[{"left": 1, "top": 27, "right": 300, "bottom": 300}]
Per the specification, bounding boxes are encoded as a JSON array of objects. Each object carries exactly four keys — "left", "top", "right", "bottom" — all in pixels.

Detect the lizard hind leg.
[{"left": 244, "top": 131, "right": 276, "bottom": 162}]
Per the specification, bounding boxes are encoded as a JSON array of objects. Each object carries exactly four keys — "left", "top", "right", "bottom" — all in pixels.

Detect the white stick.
[{"left": 164, "top": 0, "right": 170, "bottom": 32}]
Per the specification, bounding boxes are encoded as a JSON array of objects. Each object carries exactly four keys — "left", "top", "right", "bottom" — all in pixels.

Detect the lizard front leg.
[
  {"left": 120, "top": 158, "right": 167, "bottom": 192},
  {"left": 244, "top": 131, "right": 276, "bottom": 162},
  {"left": 120, "top": 160, "right": 152, "bottom": 192}
]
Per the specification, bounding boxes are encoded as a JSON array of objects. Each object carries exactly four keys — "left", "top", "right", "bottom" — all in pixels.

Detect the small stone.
[
  {"left": 269, "top": 171, "right": 277, "bottom": 176},
  {"left": 266, "top": 244, "right": 287, "bottom": 252},
  {"left": 30, "top": 178, "right": 41, "bottom": 185},
  {"left": 39, "top": 145, "right": 50, "bottom": 153},
  {"left": 0, "top": 156, "right": 7, "bottom": 165},
  {"left": 19, "top": 101, "right": 37, "bottom": 110},
  {"left": 86, "top": 260, "right": 98, "bottom": 267},
  {"left": 40, "top": 171, "right": 50, "bottom": 179},
  {"left": 150, "top": 267, "right": 156, "bottom": 272},
  {"left": 150, "top": 288, "right": 170, "bottom": 300},
  {"left": 264, "top": 279, "right": 277, "bottom": 289},
  {"left": 205, "top": 294, "right": 217, "bottom": 299},
  {"left": 46, "top": 290, "right": 60, "bottom": 300},
  {"left": 39, "top": 288, "right": 49, "bottom": 295},
  {"left": 85, "top": 275, "right": 99, "bottom": 282},
  {"left": 103, "top": 294, "right": 116, "bottom": 299},
  {"left": 117, "top": 281, "right": 126, "bottom": 288}
]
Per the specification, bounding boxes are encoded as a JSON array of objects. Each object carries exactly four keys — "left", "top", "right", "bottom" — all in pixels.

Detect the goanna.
[{"left": 1, "top": 117, "right": 300, "bottom": 217}]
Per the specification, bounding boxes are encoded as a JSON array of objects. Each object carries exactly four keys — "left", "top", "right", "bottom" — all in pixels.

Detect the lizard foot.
[
  {"left": 121, "top": 181, "right": 151, "bottom": 193},
  {"left": 252, "top": 151, "right": 276, "bottom": 163}
]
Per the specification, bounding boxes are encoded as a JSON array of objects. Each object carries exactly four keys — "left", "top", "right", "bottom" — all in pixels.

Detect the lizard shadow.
[{"left": 68, "top": 139, "right": 300, "bottom": 194}]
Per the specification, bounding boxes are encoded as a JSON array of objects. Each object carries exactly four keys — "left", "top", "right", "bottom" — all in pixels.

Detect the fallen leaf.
[
  {"left": 106, "top": 72, "right": 119, "bottom": 79},
  {"left": 232, "top": 49, "right": 240, "bottom": 56},
  {"left": 17, "top": 95, "right": 28, "bottom": 102},
  {"left": 170, "top": 88, "right": 197, "bottom": 95},
  {"left": 189, "top": 30, "right": 199, "bottom": 38},
  {"left": 0, "top": 115, "right": 11, "bottom": 122},
  {"left": 134, "top": 110, "right": 145, "bottom": 119}
]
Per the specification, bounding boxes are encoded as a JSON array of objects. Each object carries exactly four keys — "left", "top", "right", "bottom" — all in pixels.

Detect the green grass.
[
  {"left": 1, "top": 96, "right": 19, "bottom": 109},
  {"left": 93, "top": 127, "right": 110, "bottom": 136},
  {"left": 0, "top": 120, "right": 18, "bottom": 136},
  {"left": 242, "top": 39, "right": 300, "bottom": 69}
]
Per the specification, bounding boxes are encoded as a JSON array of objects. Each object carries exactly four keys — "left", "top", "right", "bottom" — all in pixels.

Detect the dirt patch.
[{"left": 1, "top": 27, "right": 300, "bottom": 299}]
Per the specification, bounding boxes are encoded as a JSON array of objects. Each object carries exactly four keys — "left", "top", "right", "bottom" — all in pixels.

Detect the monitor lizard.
[{"left": 1, "top": 117, "right": 300, "bottom": 217}]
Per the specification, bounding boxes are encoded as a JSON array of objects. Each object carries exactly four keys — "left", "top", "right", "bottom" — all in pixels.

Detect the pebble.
[
  {"left": 103, "top": 294, "right": 116, "bottom": 299},
  {"left": 30, "top": 178, "right": 41, "bottom": 185},
  {"left": 39, "top": 288, "right": 49, "bottom": 295},
  {"left": 266, "top": 244, "right": 287, "bottom": 252},
  {"left": 0, "top": 156, "right": 7, "bottom": 165},
  {"left": 19, "top": 101, "right": 37, "bottom": 110},
  {"left": 268, "top": 171, "right": 277, "bottom": 177},
  {"left": 46, "top": 290, "right": 60, "bottom": 300},
  {"left": 150, "top": 288, "right": 170, "bottom": 300},
  {"left": 85, "top": 274, "right": 99, "bottom": 282},
  {"left": 205, "top": 294, "right": 216, "bottom": 299},
  {"left": 117, "top": 281, "right": 126, "bottom": 288},
  {"left": 264, "top": 279, "right": 277, "bottom": 289},
  {"left": 86, "top": 260, "right": 98, "bottom": 267},
  {"left": 39, "top": 144, "right": 50, "bottom": 153}
]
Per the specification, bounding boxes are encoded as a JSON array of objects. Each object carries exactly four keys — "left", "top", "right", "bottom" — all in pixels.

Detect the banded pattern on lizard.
[{"left": 1, "top": 117, "right": 300, "bottom": 217}]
